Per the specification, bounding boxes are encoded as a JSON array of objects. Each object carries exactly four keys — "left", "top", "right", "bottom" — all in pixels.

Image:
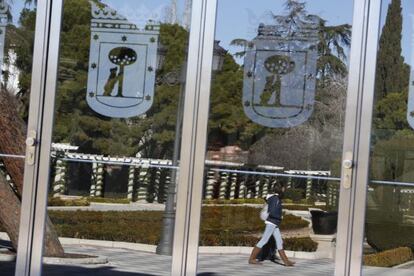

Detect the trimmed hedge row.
[
  {"left": 48, "top": 197, "right": 90, "bottom": 207},
  {"left": 46, "top": 207, "right": 309, "bottom": 248},
  {"left": 48, "top": 197, "right": 131, "bottom": 206},
  {"left": 87, "top": 197, "right": 130, "bottom": 204},
  {"left": 364, "top": 247, "right": 414, "bottom": 267}
]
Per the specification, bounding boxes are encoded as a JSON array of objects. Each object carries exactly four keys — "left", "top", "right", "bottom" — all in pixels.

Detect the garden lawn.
[{"left": 47, "top": 206, "right": 315, "bottom": 250}]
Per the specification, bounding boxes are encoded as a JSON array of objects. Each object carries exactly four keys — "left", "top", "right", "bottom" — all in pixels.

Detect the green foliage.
[
  {"left": 203, "top": 198, "right": 265, "bottom": 205},
  {"left": 283, "top": 237, "right": 318, "bottom": 252},
  {"left": 87, "top": 197, "right": 130, "bottom": 204},
  {"left": 374, "top": 0, "right": 410, "bottom": 101},
  {"left": 47, "top": 207, "right": 310, "bottom": 247},
  {"left": 48, "top": 197, "right": 90, "bottom": 207},
  {"left": 284, "top": 188, "right": 305, "bottom": 202},
  {"left": 364, "top": 247, "right": 413, "bottom": 267}
]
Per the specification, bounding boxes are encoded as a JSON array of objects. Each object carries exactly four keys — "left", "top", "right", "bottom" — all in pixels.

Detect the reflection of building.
[{"left": 206, "top": 146, "right": 248, "bottom": 163}]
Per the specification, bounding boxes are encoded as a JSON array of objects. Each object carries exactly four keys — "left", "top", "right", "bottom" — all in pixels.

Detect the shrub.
[
  {"left": 48, "top": 197, "right": 90, "bottom": 207},
  {"left": 365, "top": 221, "right": 414, "bottom": 251},
  {"left": 87, "top": 197, "right": 131, "bottom": 204},
  {"left": 283, "top": 237, "right": 318, "bottom": 252},
  {"left": 283, "top": 204, "right": 328, "bottom": 211},
  {"left": 281, "top": 214, "right": 310, "bottom": 230},
  {"left": 284, "top": 188, "right": 305, "bottom": 202},
  {"left": 364, "top": 247, "right": 414, "bottom": 267},
  {"left": 47, "top": 207, "right": 309, "bottom": 246},
  {"left": 203, "top": 198, "right": 265, "bottom": 205}
]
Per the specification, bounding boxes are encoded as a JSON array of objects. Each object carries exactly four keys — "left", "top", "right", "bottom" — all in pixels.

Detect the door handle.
[
  {"left": 342, "top": 151, "right": 353, "bottom": 189},
  {"left": 25, "top": 130, "right": 37, "bottom": 166}
]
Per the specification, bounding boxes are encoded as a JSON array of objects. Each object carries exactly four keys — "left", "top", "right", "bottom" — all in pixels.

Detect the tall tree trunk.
[
  {"left": 0, "top": 174, "right": 20, "bottom": 248},
  {"left": 0, "top": 90, "right": 65, "bottom": 257}
]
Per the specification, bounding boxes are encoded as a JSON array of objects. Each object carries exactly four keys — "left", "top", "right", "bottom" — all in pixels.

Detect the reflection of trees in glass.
[
  {"left": 368, "top": 0, "right": 414, "bottom": 254},
  {"left": 231, "top": 0, "right": 351, "bottom": 81},
  {"left": 218, "top": 0, "right": 351, "bottom": 173}
]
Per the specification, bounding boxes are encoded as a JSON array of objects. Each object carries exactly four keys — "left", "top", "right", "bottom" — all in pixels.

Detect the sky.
[
  {"left": 215, "top": 0, "right": 354, "bottom": 62},
  {"left": 6, "top": 0, "right": 414, "bottom": 66}
]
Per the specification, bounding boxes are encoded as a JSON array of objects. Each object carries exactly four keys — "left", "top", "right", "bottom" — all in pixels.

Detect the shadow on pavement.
[{"left": 0, "top": 261, "right": 164, "bottom": 276}]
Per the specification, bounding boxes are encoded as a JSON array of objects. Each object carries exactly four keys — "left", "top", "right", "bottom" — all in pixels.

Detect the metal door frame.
[{"left": 335, "top": 0, "right": 381, "bottom": 275}]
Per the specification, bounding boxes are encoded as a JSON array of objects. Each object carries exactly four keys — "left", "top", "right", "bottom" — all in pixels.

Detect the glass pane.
[
  {"left": 363, "top": 0, "right": 414, "bottom": 274},
  {"left": 41, "top": 0, "right": 191, "bottom": 275},
  {"left": 197, "top": 0, "right": 354, "bottom": 274},
  {"left": 0, "top": 1, "right": 37, "bottom": 275}
]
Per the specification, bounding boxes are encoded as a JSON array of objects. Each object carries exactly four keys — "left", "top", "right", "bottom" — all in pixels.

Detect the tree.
[
  {"left": 0, "top": 90, "right": 64, "bottom": 257},
  {"left": 374, "top": 0, "right": 409, "bottom": 101},
  {"left": 230, "top": 0, "right": 351, "bottom": 81}
]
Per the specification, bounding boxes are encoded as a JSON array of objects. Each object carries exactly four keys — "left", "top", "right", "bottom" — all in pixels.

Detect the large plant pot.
[{"left": 310, "top": 210, "right": 338, "bottom": 235}]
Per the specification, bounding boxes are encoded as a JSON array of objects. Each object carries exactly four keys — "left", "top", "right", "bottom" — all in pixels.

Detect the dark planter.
[{"left": 310, "top": 210, "right": 338, "bottom": 235}]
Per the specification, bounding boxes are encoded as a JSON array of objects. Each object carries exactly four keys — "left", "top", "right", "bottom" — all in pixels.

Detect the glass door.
[
  {"left": 13, "top": 0, "right": 195, "bottom": 275},
  {"left": 361, "top": 0, "right": 414, "bottom": 275},
  {"left": 0, "top": 1, "right": 41, "bottom": 275},
  {"left": 187, "top": 0, "right": 359, "bottom": 275}
]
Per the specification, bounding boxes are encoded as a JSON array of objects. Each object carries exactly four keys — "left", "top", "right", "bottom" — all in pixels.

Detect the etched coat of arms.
[
  {"left": 243, "top": 19, "right": 319, "bottom": 128},
  {"left": 87, "top": 2, "right": 159, "bottom": 118}
]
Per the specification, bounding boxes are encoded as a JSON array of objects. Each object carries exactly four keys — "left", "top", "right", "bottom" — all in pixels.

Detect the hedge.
[
  {"left": 48, "top": 197, "right": 90, "bottom": 207},
  {"left": 364, "top": 247, "right": 414, "bottom": 267},
  {"left": 45, "top": 207, "right": 309, "bottom": 246}
]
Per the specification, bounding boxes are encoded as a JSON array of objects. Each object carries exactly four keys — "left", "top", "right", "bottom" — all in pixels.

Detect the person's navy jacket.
[{"left": 266, "top": 194, "right": 282, "bottom": 226}]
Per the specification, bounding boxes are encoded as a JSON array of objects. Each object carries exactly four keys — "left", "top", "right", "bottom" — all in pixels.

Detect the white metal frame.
[
  {"left": 335, "top": 0, "right": 381, "bottom": 275},
  {"left": 13, "top": 0, "right": 384, "bottom": 275},
  {"left": 16, "top": 0, "right": 63, "bottom": 275}
]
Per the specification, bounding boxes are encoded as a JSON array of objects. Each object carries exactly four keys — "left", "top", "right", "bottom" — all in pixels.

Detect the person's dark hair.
[{"left": 272, "top": 184, "right": 285, "bottom": 197}]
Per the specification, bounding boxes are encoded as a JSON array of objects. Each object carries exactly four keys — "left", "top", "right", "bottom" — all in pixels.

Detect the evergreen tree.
[{"left": 375, "top": 0, "right": 409, "bottom": 100}]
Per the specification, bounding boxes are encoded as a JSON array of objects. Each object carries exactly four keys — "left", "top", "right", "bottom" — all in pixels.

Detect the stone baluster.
[
  {"left": 90, "top": 161, "right": 97, "bottom": 197},
  {"left": 137, "top": 165, "right": 149, "bottom": 201},
  {"left": 127, "top": 165, "right": 136, "bottom": 201},
  {"left": 306, "top": 176, "right": 313, "bottom": 200},
  {"left": 229, "top": 172, "right": 237, "bottom": 199},
  {"left": 95, "top": 160, "right": 104, "bottom": 197},
  {"left": 219, "top": 171, "right": 229, "bottom": 199},
  {"left": 205, "top": 168, "right": 216, "bottom": 199},
  {"left": 52, "top": 158, "right": 66, "bottom": 197}
]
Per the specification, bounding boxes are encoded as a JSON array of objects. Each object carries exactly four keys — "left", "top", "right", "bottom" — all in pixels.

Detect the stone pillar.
[
  {"left": 52, "top": 158, "right": 66, "bottom": 197},
  {"left": 137, "top": 165, "right": 149, "bottom": 201},
  {"left": 306, "top": 176, "right": 312, "bottom": 200},
  {"left": 262, "top": 176, "right": 269, "bottom": 197},
  {"left": 219, "top": 171, "right": 229, "bottom": 199},
  {"left": 229, "top": 172, "right": 237, "bottom": 199},
  {"left": 90, "top": 161, "right": 97, "bottom": 197},
  {"left": 287, "top": 176, "right": 292, "bottom": 189},
  {"left": 95, "top": 161, "right": 104, "bottom": 197},
  {"left": 127, "top": 165, "right": 136, "bottom": 201},
  {"left": 153, "top": 168, "right": 162, "bottom": 202},
  {"left": 205, "top": 168, "right": 216, "bottom": 199},
  {"left": 239, "top": 178, "right": 246, "bottom": 199},
  {"left": 161, "top": 171, "right": 171, "bottom": 203}
]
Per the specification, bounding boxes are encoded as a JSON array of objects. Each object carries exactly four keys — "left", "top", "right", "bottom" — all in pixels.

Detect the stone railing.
[{"left": 49, "top": 152, "right": 339, "bottom": 205}]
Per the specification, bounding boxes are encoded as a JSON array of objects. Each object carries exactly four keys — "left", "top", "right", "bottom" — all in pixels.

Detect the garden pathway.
[{"left": 2, "top": 244, "right": 414, "bottom": 276}]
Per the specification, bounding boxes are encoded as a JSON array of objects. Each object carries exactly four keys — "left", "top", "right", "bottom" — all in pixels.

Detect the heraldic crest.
[
  {"left": 243, "top": 15, "right": 320, "bottom": 128},
  {"left": 87, "top": 2, "right": 159, "bottom": 118}
]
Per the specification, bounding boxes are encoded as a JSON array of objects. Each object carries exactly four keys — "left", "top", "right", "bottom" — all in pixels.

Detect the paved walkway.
[{"left": 1, "top": 244, "right": 414, "bottom": 275}]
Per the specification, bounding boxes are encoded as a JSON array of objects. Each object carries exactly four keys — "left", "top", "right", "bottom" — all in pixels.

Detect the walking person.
[{"left": 248, "top": 185, "right": 295, "bottom": 266}]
